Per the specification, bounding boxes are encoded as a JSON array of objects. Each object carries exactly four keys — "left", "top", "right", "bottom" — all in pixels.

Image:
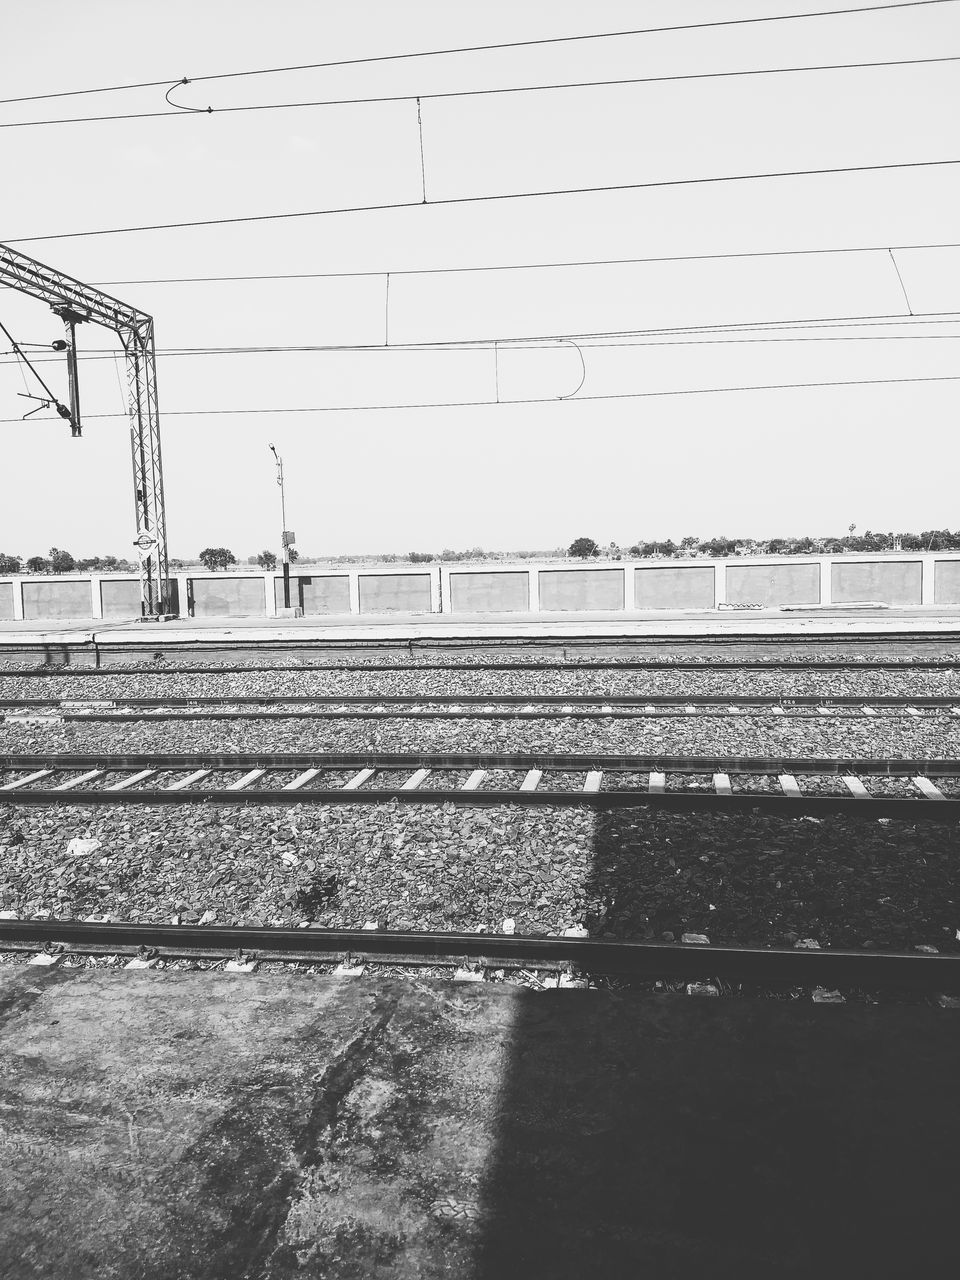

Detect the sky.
[{"left": 1, "top": 0, "right": 959, "bottom": 561}]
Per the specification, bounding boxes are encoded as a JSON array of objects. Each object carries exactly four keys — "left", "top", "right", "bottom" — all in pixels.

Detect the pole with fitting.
[{"left": 269, "top": 443, "right": 291, "bottom": 609}]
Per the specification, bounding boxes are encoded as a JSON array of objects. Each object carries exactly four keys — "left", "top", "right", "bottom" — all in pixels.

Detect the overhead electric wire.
[
  {"left": 4, "top": 373, "right": 960, "bottom": 426},
  {"left": 6, "top": 318, "right": 960, "bottom": 368},
  {"left": 90, "top": 238, "right": 960, "bottom": 287},
  {"left": 9, "top": 158, "right": 960, "bottom": 245},
  {"left": 6, "top": 329, "right": 960, "bottom": 370},
  {"left": 0, "top": 0, "right": 950, "bottom": 108},
  {"left": 5, "top": 310, "right": 960, "bottom": 370},
  {"left": 5, "top": 53, "right": 958, "bottom": 128}
]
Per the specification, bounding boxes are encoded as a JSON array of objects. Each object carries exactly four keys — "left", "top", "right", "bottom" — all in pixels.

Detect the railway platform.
[
  {"left": 0, "top": 964, "right": 956, "bottom": 1278},
  {"left": 1, "top": 606, "right": 960, "bottom": 667}
]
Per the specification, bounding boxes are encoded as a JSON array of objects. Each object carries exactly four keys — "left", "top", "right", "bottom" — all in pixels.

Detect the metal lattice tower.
[{"left": 0, "top": 242, "right": 171, "bottom": 617}]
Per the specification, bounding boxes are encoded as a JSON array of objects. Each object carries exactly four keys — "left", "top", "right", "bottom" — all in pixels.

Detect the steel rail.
[
  {"left": 3, "top": 694, "right": 959, "bottom": 708},
  {"left": 2, "top": 920, "right": 957, "bottom": 991},
  {"left": 2, "top": 751, "right": 958, "bottom": 772},
  {"left": 1, "top": 754, "right": 958, "bottom": 817},
  {"left": 3, "top": 788, "right": 956, "bottom": 817},
  {"left": 2, "top": 659, "right": 958, "bottom": 677},
  {"left": 28, "top": 708, "right": 956, "bottom": 722},
  {"left": 3, "top": 711, "right": 957, "bottom": 721}
]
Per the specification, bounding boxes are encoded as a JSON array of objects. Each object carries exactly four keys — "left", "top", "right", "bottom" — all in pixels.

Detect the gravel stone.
[
  {"left": 3, "top": 712, "right": 956, "bottom": 759},
  {"left": 2, "top": 654, "right": 958, "bottom": 952}
]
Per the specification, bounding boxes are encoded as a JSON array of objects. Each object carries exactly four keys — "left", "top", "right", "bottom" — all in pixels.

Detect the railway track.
[
  {"left": 0, "top": 919, "right": 956, "bottom": 993},
  {"left": 3, "top": 657, "right": 959, "bottom": 678},
  {"left": 4, "top": 626, "right": 960, "bottom": 668},
  {"left": 1, "top": 751, "right": 957, "bottom": 815},
  {"left": 2, "top": 695, "right": 960, "bottom": 721}
]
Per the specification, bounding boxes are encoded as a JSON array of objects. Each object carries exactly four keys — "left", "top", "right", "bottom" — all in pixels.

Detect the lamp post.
[{"left": 269, "top": 443, "right": 291, "bottom": 609}]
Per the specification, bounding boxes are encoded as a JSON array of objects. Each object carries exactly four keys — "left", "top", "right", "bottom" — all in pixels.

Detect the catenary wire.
[
  {"left": 0, "top": 1, "right": 951, "bottom": 107},
  {"left": 5, "top": 54, "right": 958, "bottom": 128},
  {"left": 3, "top": 373, "right": 959, "bottom": 424},
  {"left": 6, "top": 328, "right": 960, "bottom": 368},
  {"left": 5, "top": 311, "right": 960, "bottom": 369},
  {"left": 13, "top": 314, "right": 960, "bottom": 339},
  {"left": 9, "top": 158, "right": 960, "bottom": 244},
  {"left": 89, "top": 238, "right": 960, "bottom": 286}
]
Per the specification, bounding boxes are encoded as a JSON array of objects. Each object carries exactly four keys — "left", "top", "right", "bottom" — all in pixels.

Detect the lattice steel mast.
[{"left": 0, "top": 242, "right": 171, "bottom": 617}]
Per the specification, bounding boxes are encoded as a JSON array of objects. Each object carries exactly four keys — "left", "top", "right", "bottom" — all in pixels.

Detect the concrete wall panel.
[
  {"left": 726, "top": 562, "right": 820, "bottom": 607},
  {"left": 450, "top": 572, "right": 529, "bottom": 612},
  {"left": 0, "top": 583, "right": 14, "bottom": 621},
  {"left": 539, "top": 569, "right": 624, "bottom": 611},
  {"left": 274, "top": 575, "right": 351, "bottom": 614},
  {"left": 189, "top": 577, "right": 265, "bottom": 618},
  {"left": 100, "top": 579, "right": 142, "bottom": 617},
  {"left": 634, "top": 565, "right": 715, "bottom": 610},
  {"left": 831, "top": 561, "right": 921, "bottom": 605},
  {"left": 22, "top": 579, "right": 92, "bottom": 620},
  {"left": 934, "top": 560, "right": 960, "bottom": 604},
  {"left": 359, "top": 574, "right": 432, "bottom": 613}
]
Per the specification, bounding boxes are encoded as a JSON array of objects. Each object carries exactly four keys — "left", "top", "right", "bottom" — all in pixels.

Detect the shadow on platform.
[{"left": 472, "top": 810, "right": 959, "bottom": 1278}]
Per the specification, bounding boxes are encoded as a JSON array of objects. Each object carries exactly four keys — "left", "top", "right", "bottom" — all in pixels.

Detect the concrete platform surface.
[
  {"left": 2, "top": 606, "right": 960, "bottom": 649},
  {"left": 0, "top": 968, "right": 957, "bottom": 1279}
]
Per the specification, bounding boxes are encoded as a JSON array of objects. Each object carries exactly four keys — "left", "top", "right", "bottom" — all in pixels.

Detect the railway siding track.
[
  {"left": 3, "top": 656, "right": 959, "bottom": 676},
  {"left": 2, "top": 649, "right": 957, "bottom": 996},
  {"left": 3, "top": 694, "right": 960, "bottom": 721},
  {"left": 0, "top": 921, "right": 957, "bottom": 992},
  {"left": 1, "top": 752, "right": 957, "bottom": 816}
]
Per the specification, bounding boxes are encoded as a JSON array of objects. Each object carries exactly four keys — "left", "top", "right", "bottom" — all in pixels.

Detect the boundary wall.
[{"left": 0, "top": 555, "right": 957, "bottom": 621}]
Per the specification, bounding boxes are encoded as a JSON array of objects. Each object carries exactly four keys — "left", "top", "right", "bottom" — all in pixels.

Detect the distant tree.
[
  {"left": 630, "top": 539, "right": 677, "bottom": 558},
  {"left": 920, "top": 529, "right": 955, "bottom": 551},
  {"left": 169, "top": 558, "right": 186, "bottom": 570},
  {"left": 25, "top": 556, "right": 49, "bottom": 573},
  {"left": 568, "top": 537, "right": 599, "bottom": 558},
  {"left": 0, "top": 553, "right": 21, "bottom": 575},
  {"left": 288, "top": 548, "right": 300, "bottom": 563},
  {"left": 48, "top": 547, "right": 76, "bottom": 573},
  {"left": 77, "top": 555, "right": 125, "bottom": 572},
  {"left": 198, "top": 547, "right": 237, "bottom": 572},
  {"left": 256, "top": 550, "right": 278, "bottom": 570},
  {"left": 857, "top": 530, "right": 887, "bottom": 552},
  {"left": 679, "top": 536, "right": 700, "bottom": 554},
  {"left": 407, "top": 551, "right": 434, "bottom": 563},
  {"left": 700, "top": 536, "right": 738, "bottom": 558}
]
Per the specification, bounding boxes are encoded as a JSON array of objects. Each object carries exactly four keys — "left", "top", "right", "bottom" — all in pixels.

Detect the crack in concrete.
[
  {"left": 252, "top": 991, "right": 401, "bottom": 1278},
  {"left": 293, "top": 992, "right": 400, "bottom": 1159},
  {"left": 137, "top": 989, "right": 401, "bottom": 1280}
]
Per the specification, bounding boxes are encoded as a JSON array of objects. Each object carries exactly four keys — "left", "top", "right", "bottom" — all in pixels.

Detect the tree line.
[
  {"left": 3, "top": 529, "right": 958, "bottom": 577},
  {"left": 0, "top": 548, "right": 137, "bottom": 575},
  {"left": 567, "top": 530, "right": 960, "bottom": 559},
  {"left": 0, "top": 547, "right": 303, "bottom": 575}
]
